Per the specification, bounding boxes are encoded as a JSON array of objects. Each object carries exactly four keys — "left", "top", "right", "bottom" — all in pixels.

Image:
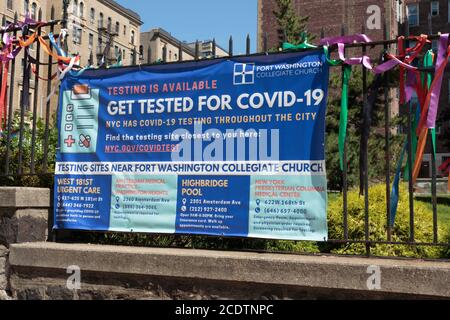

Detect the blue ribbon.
[{"left": 389, "top": 141, "right": 407, "bottom": 227}]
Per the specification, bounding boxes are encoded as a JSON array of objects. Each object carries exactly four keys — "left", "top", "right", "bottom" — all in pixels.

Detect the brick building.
[
  {"left": 257, "top": 0, "right": 404, "bottom": 51},
  {"left": 258, "top": 0, "right": 449, "bottom": 178}
]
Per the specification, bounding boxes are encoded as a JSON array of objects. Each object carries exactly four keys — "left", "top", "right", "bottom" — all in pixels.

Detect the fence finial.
[
  {"left": 178, "top": 41, "right": 183, "bottom": 61},
  {"left": 246, "top": 34, "right": 251, "bottom": 55},
  {"left": 212, "top": 38, "right": 216, "bottom": 58},
  {"left": 195, "top": 40, "right": 199, "bottom": 60},
  {"left": 263, "top": 32, "right": 268, "bottom": 53},
  {"left": 228, "top": 36, "right": 233, "bottom": 56}
]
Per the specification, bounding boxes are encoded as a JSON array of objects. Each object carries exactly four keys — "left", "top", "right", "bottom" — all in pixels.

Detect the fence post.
[
  {"left": 17, "top": 24, "right": 31, "bottom": 175},
  {"left": 4, "top": 12, "right": 18, "bottom": 176},
  {"left": 361, "top": 24, "right": 370, "bottom": 256},
  {"left": 383, "top": 19, "right": 392, "bottom": 242},
  {"left": 42, "top": 6, "right": 55, "bottom": 173},
  {"left": 30, "top": 8, "right": 43, "bottom": 174},
  {"left": 341, "top": 24, "right": 349, "bottom": 242}
]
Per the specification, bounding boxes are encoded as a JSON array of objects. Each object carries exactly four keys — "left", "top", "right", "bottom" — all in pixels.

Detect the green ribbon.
[
  {"left": 339, "top": 64, "right": 352, "bottom": 170},
  {"left": 404, "top": 50, "right": 434, "bottom": 179},
  {"left": 423, "top": 51, "right": 436, "bottom": 160},
  {"left": 108, "top": 53, "right": 123, "bottom": 68},
  {"left": 282, "top": 32, "right": 317, "bottom": 51},
  {"left": 323, "top": 46, "right": 342, "bottom": 66}
]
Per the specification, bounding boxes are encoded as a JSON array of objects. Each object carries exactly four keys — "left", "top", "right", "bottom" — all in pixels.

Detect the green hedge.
[{"left": 323, "top": 183, "right": 449, "bottom": 258}]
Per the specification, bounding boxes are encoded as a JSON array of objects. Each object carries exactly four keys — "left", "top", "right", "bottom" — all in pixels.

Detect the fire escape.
[{"left": 96, "top": 18, "right": 119, "bottom": 66}]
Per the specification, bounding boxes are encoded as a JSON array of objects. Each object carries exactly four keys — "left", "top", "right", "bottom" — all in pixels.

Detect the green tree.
[
  {"left": 325, "top": 68, "right": 403, "bottom": 191},
  {"left": 272, "top": 0, "right": 313, "bottom": 46}
]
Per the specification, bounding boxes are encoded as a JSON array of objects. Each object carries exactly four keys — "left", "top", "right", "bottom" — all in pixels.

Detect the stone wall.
[
  {"left": 7, "top": 242, "right": 450, "bottom": 300},
  {"left": 0, "top": 187, "right": 50, "bottom": 299},
  {"left": 2, "top": 187, "right": 450, "bottom": 300}
]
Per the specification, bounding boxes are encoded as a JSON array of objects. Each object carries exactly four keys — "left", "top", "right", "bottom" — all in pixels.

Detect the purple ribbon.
[
  {"left": 426, "top": 33, "right": 449, "bottom": 129},
  {"left": 337, "top": 43, "right": 373, "bottom": 69},
  {"left": 372, "top": 55, "right": 418, "bottom": 74},
  {"left": 320, "top": 34, "right": 372, "bottom": 46},
  {"left": 322, "top": 34, "right": 374, "bottom": 70},
  {"left": 405, "top": 69, "right": 417, "bottom": 104}
]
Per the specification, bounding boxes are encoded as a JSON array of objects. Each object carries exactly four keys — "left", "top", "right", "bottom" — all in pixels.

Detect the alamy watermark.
[
  {"left": 366, "top": 5, "right": 382, "bottom": 30},
  {"left": 66, "top": 265, "right": 81, "bottom": 290},
  {"left": 366, "top": 265, "right": 381, "bottom": 290}
]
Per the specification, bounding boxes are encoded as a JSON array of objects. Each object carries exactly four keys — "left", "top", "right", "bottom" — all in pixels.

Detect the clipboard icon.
[{"left": 71, "top": 84, "right": 92, "bottom": 100}]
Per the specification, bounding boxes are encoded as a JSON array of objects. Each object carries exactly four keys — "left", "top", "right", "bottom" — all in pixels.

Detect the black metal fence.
[{"left": 0, "top": 10, "right": 449, "bottom": 257}]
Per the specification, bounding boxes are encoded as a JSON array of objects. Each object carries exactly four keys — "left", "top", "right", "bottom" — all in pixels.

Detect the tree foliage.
[
  {"left": 272, "top": 0, "right": 313, "bottom": 45},
  {"left": 325, "top": 68, "right": 404, "bottom": 191},
  {"left": 0, "top": 112, "right": 57, "bottom": 187}
]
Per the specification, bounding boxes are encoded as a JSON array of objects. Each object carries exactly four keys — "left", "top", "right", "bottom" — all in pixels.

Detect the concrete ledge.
[
  {"left": 0, "top": 187, "right": 50, "bottom": 209},
  {"left": 8, "top": 242, "right": 450, "bottom": 298}
]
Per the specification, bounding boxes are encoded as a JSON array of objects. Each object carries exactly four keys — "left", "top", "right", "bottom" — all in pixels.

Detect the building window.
[
  {"left": 31, "top": 2, "right": 37, "bottom": 20},
  {"left": 72, "top": 0, "right": 78, "bottom": 16},
  {"left": 19, "top": 91, "right": 32, "bottom": 112},
  {"left": 24, "top": 0, "right": 29, "bottom": 14},
  {"left": 7, "top": 0, "right": 13, "bottom": 10},
  {"left": 98, "top": 37, "right": 103, "bottom": 54},
  {"left": 90, "top": 8, "right": 95, "bottom": 24},
  {"left": 407, "top": 4, "right": 419, "bottom": 26},
  {"left": 77, "top": 28, "right": 82, "bottom": 44},
  {"left": 431, "top": 1, "right": 439, "bottom": 16},
  {"left": 115, "top": 22, "right": 120, "bottom": 34},
  {"left": 124, "top": 25, "right": 127, "bottom": 36},
  {"left": 107, "top": 17, "right": 112, "bottom": 33},
  {"left": 99, "top": 12, "right": 103, "bottom": 28},
  {"left": 72, "top": 26, "right": 82, "bottom": 44},
  {"left": 79, "top": 2, "right": 84, "bottom": 18},
  {"left": 88, "top": 33, "right": 93, "bottom": 49},
  {"left": 131, "top": 30, "right": 135, "bottom": 45}
]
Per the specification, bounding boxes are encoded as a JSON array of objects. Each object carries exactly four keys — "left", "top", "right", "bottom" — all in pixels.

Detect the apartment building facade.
[
  {"left": 0, "top": 0, "right": 142, "bottom": 121},
  {"left": 187, "top": 40, "right": 229, "bottom": 59},
  {"left": 1, "top": 0, "right": 51, "bottom": 120},
  {"left": 52, "top": 0, "right": 143, "bottom": 67},
  {"left": 140, "top": 28, "right": 195, "bottom": 64}
]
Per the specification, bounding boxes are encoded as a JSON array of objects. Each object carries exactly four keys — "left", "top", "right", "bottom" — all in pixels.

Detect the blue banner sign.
[{"left": 54, "top": 50, "right": 330, "bottom": 241}]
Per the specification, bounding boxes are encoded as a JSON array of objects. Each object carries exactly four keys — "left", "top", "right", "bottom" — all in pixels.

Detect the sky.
[{"left": 115, "top": 0, "right": 258, "bottom": 54}]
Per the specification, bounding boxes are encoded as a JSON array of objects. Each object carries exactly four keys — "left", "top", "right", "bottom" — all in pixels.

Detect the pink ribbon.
[{"left": 426, "top": 33, "right": 449, "bottom": 129}]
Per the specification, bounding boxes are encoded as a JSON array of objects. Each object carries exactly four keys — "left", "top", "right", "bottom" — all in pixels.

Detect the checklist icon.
[{"left": 60, "top": 85, "right": 99, "bottom": 154}]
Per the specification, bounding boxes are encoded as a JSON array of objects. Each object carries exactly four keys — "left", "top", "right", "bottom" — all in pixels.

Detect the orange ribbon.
[{"left": 38, "top": 36, "right": 72, "bottom": 64}]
